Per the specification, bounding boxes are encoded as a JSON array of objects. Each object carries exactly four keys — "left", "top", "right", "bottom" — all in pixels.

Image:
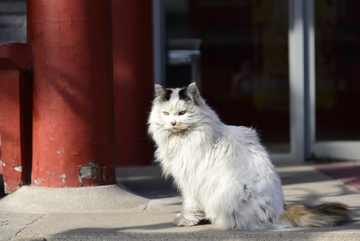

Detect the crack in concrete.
[
  {"left": 142, "top": 204, "right": 149, "bottom": 212},
  {"left": 14, "top": 214, "right": 47, "bottom": 237}
]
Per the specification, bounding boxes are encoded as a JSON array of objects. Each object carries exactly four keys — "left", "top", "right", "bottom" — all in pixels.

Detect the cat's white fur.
[
  {"left": 148, "top": 82, "right": 348, "bottom": 230},
  {"left": 148, "top": 83, "right": 287, "bottom": 230}
]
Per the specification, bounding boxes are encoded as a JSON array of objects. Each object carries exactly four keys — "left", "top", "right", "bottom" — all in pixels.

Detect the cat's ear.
[
  {"left": 186, "top": 82, "right": 200, "bottom": 100},
  {"left": 179, "top": 82, "right": 201, "bottom": 104},
  {"left": 155, "top": 84, "right": 166, "bottom": 97},
  {"left": 155, "top": 84, "right": 172, "bottom": 101}
]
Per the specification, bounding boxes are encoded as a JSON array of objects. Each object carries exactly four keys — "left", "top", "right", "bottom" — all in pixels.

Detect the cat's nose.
[{"left": 171, "top": 121, "right": 177, "bottom": 126}]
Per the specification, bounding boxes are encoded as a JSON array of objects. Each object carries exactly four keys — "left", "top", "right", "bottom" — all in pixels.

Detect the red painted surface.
[
  {"left": 0, "top": 71, "right": 30, "bottom": 193},
  {"left": 0, "top": 43, "right": 33, "bottom": 70},
  {"left": 112, "top": 0, "right": 154, "bottom": 166},
  {"left": 314, "top": 164, "right": 360, "bottom": 191},
  {"left": 27, "top": 0, "right": 115, "bottom": 187},
  {"left": 0, "top": 43, "right": 32, "bottom": 193}
]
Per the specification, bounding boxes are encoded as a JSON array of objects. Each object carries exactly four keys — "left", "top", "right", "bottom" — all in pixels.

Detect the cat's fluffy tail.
[{"left": 280, "top": 202, "right": 350, "bottom": 227}]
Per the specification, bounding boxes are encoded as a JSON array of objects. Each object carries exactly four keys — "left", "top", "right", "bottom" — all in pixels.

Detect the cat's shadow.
[
  {"left": 198, "top": 219, "right": 212, "bottom": 225},
  {"left": 116, "top": 165, "right": 180, "bottom": 199}
]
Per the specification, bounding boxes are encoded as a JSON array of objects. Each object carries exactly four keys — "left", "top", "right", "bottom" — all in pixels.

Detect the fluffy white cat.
[{"left": 148, "top": 82, "right": 349, "bottom": 230}]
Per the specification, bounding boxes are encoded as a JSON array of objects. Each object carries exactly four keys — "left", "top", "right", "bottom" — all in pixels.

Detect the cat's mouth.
[
  {"left": 170, "top": 126, "right": 182, "bottom": 131},
  {"left": 167, "top": 123, "right": 186, "bottom": 132}
]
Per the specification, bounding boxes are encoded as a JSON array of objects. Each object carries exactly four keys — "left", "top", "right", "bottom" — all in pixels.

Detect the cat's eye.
[
  {"left": 179, "top": 110, "right": 186, "bottom": 115},
  {"left": 163, "top": 111, "right": 169, "bottom": 116}
]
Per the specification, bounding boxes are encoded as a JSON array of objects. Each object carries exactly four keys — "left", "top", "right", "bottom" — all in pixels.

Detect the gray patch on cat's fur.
[
  {"left": 164, "top": 89, "right": 172, "bottom": 101},
  {"left": 179, "top": 88, "right": 190, "bottom": 101},
  {"left": 178, "top": 84, "right": 200, "bottom": 105},
  {"left": 155, "top": 84, "right": 173, "bottom": 102}
]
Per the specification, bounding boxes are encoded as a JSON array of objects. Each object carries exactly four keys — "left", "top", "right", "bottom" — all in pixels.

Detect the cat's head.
[{"left": 151, "top": 82, "right": 203, "bottom": 133}]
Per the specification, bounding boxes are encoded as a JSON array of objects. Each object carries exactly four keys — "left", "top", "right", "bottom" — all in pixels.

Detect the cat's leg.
[{"left": 174, "top": 196, "right": 205, "bottom": 227}]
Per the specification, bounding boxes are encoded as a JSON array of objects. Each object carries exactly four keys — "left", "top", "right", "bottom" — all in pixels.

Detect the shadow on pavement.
[
  {"left": 116, "top": 164, "right": 337, "bottom": 199},
  {"left": 116, "top": 165, "right": 180, "bottom": 199}
]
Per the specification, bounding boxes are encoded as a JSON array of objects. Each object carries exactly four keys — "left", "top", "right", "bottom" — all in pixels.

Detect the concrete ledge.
[
  {"left": 15, "top": 231, "right": 360, "bottom": 241},
  {"left": 9, "top": 196, "right": 360, "bottom": 241},
  {"left": 1, "top": 165, "right": 360, "bottom": 240},
  {"left": 0, "top": 184, "right": 149, "bottom": 213}
]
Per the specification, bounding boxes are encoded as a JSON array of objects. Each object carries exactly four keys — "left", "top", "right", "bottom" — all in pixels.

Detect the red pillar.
[
  {"left": 0, "top": 71, "right": 29, "bottom": 193},
  {"left": 27, "top": 0, "right": 115, "bottom": 187},
  {"left": 0, "top": 43, "right": 32, "bottom": 193},
  {"left": 112, "top": 0, "right": 154, "bottom": 166}
]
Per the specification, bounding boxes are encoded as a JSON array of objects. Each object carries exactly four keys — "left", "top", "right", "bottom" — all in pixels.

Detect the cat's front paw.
[{"left": 174, "top": 215, "right": 198, "bottom": 227}]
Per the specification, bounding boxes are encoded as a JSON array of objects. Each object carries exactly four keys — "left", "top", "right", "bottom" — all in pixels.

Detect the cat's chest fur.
[
  {"left": 159, "top": 126, "right": 242, "bottom": 184},
  {"left": 156, "top": 129, "right": 214, "bottom": 181}
]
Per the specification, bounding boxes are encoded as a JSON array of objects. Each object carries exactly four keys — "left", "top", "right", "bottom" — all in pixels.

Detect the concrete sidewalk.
[{"left": 0, "top": 164, "right": 359, "bottom": 240}]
